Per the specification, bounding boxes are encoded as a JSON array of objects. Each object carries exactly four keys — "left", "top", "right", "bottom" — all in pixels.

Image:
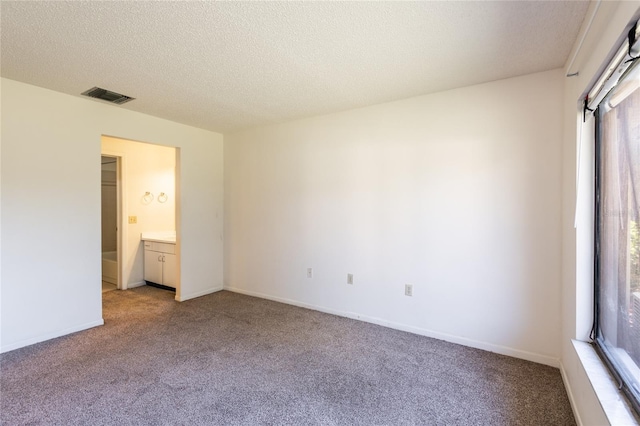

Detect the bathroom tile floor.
[{"left": 102, "top": 281, "right": 117, "bottom": 293}]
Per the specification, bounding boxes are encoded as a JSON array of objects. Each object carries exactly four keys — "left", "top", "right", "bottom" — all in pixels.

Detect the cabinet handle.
[
  {"left": 158, "top": 255, "right": 162, "bottom": 262},
  {"left": 162, "top": 255, "right": 166, "bottom": 263}
]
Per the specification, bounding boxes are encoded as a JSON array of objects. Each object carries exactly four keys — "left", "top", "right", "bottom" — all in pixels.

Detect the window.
[{"left": 594, "top": 39, "right": 640, "bottom": 411}]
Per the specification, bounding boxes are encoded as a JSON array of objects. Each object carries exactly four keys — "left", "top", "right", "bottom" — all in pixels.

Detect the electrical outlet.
[
  {"left": 307, "top": 268, "right": 313, "bottom": 278},
  {"left": 347, "top": 273, "right": 354, "bottom": 285},
  {"left": 128, "top": 216, "right": 137, "bottom": 224},
  {"left": 405, "top": 284, "right": 413, "bottom": 297}
]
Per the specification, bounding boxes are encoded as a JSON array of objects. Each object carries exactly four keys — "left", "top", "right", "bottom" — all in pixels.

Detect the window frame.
[{"left": 593, "top": 57, "right": 640, "bottom": 416}]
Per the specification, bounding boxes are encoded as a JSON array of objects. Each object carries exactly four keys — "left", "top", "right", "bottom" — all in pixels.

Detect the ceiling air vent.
[{"left": 81, "top": 87, "right": 134, "bottom": 105}]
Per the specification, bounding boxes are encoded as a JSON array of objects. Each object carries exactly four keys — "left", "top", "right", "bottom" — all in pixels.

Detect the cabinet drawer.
[
  {"left": 143, "top": 241, "right": 176, "bottom": 254},
  {"left": 156, "top": 242, "right": 175, "bottom": 254}
]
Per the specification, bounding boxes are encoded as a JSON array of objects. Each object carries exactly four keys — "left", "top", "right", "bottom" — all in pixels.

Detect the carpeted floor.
[{"left": 1, "top": 286, "right": 576, "bottom": 425}]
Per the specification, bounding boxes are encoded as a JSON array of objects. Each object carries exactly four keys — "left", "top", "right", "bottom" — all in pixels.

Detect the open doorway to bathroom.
[
  {"left": 101, "top": 136, "right": 178, "bottom": 298},
  {"left": 101, "top": 155, "right": 120, "bottom": 293}
]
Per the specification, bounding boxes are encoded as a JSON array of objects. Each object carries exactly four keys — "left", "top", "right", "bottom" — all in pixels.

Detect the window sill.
[{"left": 573, "top": 340, "right": 639, "bottom": 425}]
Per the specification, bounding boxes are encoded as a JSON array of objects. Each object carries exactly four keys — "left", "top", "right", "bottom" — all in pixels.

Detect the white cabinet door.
[
  {"left": 144, "top": 250, "right": 163, "bottom": 285},
  {"left": 162, "top": 253, "right": 177, "bottom": 288}
]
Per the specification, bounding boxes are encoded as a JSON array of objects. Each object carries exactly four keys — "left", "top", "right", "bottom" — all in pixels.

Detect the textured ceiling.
[{"left": 1, "top": 1, "right": 589, "bottom": 133}]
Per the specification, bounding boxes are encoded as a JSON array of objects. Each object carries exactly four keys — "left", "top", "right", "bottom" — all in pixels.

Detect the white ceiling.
[{"left": 1, "top": 1, "right": 589, "bottom": 134}]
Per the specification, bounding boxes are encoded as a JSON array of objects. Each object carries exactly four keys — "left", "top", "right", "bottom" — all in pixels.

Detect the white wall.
[
  {"left": 225, "top": 69, "right": 564, "bottom": 366},
  {"left": 101, "top": 136, "right": 176, "bottom": 288},
  {"left": 0, "top": 78, "right": 223, "bottom": 353},
  {"left": 561, "top": 2, "right": 640, "bottom": 424}
]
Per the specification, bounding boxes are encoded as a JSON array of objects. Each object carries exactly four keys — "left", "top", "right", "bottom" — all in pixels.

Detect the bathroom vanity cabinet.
[{"left": 143, "top": 240, "right": 176, "bottom": 288}]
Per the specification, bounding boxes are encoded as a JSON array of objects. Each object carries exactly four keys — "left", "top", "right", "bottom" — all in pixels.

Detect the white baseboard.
[
  {"left": 102, "top": 276, "right": 117, "bottom": 285},
  {"left": 0, "top": 319, "right": 104, "bottom": 354},
  {"left": 177, "top": 286, "right": 223, "bottom": 302},
  {"left": 126, "top": 281, "right": 146, "bottom": 289},
  {"left": 224, "top": 286, "right": 560, "bottom": 368},
  {"left": 560, "top": 361, "right": 583, "bottom": 426}
]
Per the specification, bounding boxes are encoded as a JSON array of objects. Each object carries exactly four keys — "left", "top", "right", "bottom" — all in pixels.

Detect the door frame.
[{"left": 101, "top": 151, "right": 127, "bottom": 290}]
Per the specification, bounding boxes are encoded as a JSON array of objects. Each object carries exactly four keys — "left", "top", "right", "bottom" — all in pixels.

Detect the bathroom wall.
[
  {"left": 101, "top": 136, "right": 176, "bottom": 288},
  {"left": 101, "top": 158, "right": 117, "bottom": 252}
]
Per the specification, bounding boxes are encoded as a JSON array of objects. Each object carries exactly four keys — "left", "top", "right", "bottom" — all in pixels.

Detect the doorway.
[
  {"left": 101, "top": 155, "right": 121, "bottom": 292},
  {"left": 101, "top": 136, "right": 179, "bottom": 298}
]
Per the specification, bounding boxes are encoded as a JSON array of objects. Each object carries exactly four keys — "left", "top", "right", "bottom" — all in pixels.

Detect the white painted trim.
[
  {"left": 224, "top": 286, "right": 560, "bottom": 367},
  {"left": 565, "top": 0, "right": 602, "bottom": 77},
  {"left": 100, "top": 148, "right": 127, "bottom": 290},
  {"left": 0, "top": 320, "right": 104, "bottom": 354},
  {"left": 572, "top": 340, "right": 639, "bottom": 425},
  {"left": 560, "top": 362, "right": 584, "bottom": 426},
  {"left": 128, "top": 280, "right": 146, "bottom": 289},
  {"left": 174, "top": 147, "right": 182, "bottom": 301},
  {"left": 102, "top": 275, "right": 117, "bottom": 285},
  {"left": 176, "top": 286, "right": 223, "bottom": 302}
]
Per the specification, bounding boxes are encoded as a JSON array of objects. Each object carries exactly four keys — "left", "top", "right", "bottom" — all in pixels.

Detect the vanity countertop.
[{"left": 141, "top": 231, "right": 176, "bottom": 244}]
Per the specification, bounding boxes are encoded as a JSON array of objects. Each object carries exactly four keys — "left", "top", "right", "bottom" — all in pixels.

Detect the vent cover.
[{"left": 81, "top": 87, "right": 134, "bottom": 105}]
